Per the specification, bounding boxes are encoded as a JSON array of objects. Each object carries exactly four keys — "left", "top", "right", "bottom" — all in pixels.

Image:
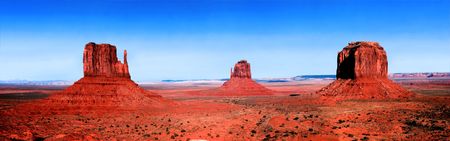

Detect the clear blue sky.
[{"left": 1, "top": 0, "right": 449, "bottom": 81}]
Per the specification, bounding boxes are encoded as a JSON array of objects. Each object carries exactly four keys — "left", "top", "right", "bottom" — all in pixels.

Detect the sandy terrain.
[{"left": 0, "top": 79, "right": 449, "bottom": 140}]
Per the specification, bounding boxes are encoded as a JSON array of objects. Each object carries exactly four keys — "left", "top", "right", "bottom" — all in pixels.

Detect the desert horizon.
[
  {"left": 1, "top": 0, "right": 449, "bottom": 140},
  {"left": 1, "top": 42, "right": 449, "bottom": 141}
]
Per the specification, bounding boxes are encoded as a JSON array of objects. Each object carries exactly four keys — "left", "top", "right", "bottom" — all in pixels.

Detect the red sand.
[
  {"left": 1, "top": 80, "right": 448, "bottom": 140},
  {"left": 23, "top": 77, "right": 170, "bottom": 113}
]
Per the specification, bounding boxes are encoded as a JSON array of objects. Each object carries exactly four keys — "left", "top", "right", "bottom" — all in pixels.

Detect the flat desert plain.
[{"left": 0, "top": 78, "right": 449, "bottom": 140}]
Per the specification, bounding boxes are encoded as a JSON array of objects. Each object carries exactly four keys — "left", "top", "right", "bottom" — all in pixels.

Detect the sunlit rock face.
[
  {"left": 83, "top": 42, "right": 130, "bottom": 78},
  {"left": 317, "top": 41, "right": 414, "bottom": 100},
  {"left": 336, "top": 41, "right": 388, "bottom": 80},
  {"left": 218, "top": 60, "right": 273, "bottom": 96},
  {"left": 230, "top": 60, "right": 252, "bottom": 79},
  {"left": 20, "top": 42, "right": 170, "bottom": 114}
]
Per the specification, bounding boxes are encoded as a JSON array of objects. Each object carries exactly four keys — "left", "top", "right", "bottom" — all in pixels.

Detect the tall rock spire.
[
  {"left": 230, "top": 67, "right": 233, "bottom": 78},
  {"left": 124, "top": 49, "right": 128, "bottom": 65}
]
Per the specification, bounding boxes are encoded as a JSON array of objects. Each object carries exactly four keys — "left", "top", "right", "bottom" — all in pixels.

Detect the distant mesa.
[
  {"left": 389, "top": 72, "right": 450, "bottom": 79},
  {"left": 194, "top": 60, "right": 273, "bottom": 96},
  {"left": 229, "top": 60, "right": 252, "bottom": 79},
  {"left": 317, "top": 41, "right": 414, "bottom": 100},
  {"left": 20, "top": 42, "right": 169, "bottom": 113},
  {"left": 219, "top": 60, "right": 274, "bottom": 95}
]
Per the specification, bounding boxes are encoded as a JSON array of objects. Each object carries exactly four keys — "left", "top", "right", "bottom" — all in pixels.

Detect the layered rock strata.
[
  {"left": 208, "top": 60, "right": 273, "bottom": 96},
  {"left": 317, "top": 41, "right": 414, "bottom": 100},
  {"left": 25, "top": 42, "right": 168, "bottom": 112}
]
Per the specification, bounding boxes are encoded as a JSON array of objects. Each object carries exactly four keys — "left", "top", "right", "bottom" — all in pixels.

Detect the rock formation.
[
  {"left": 317, "top": 41, "right": 413, "bottom": 100},
  {"left": 83, "top": 42, "right": 130, "bottom": 78},
  {"left": 24, "top": 42, "right": 168, "bottom": 113},
  {"left": 196, "top": 60, "right": 273, "bottom": 96},
  {"left": 229, "top": 60, "right": 252, "bottom": 79},
  {"left": 336, "top": 42, "right": 388, "bottom": 80}
]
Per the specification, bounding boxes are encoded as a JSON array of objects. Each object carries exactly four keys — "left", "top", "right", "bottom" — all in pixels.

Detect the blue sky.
[{"left": 1, "top": 0, "right": 449, "bottom": 81}]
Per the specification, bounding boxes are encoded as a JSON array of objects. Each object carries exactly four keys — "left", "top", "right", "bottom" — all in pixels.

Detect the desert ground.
[{"left": 0, "top": 78, "right": 449, "bottom": 141}]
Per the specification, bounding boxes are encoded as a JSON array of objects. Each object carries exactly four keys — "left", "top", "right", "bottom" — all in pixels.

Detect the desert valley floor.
[{"left": 0, "top": 79, "right": 449, "bottom": 140}]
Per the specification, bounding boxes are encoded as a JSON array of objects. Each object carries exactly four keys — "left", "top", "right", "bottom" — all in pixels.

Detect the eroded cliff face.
[
  {"left": 336, "top": 42, "right": 388, "bottom": 80},
  {"left": 83, "top": 42, "right": 130, "bottom": 78},
  {"left": 317, "top": 41, "right": 413, "bottom": 100},
  {"left": 218, "top": 60, "right": 273, "bottom": 96},
  {"left": 21, "top": 42, "right": 169, "bottom": 113},
  {"left": 230, "top": 60, "right": 252, "bottom": 79}
]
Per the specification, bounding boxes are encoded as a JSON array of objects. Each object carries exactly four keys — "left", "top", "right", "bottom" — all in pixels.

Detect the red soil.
[
  {"left": 318, "top": 78, "right": 413, "bottom": 101},
  {"left": 0, "top": 79, "right": 448, "bottom": 140},
  {"left": 21, "top": 77, "right": 169, "bottom": 113}
]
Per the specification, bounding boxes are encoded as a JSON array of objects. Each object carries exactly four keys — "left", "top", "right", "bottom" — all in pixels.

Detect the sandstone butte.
[
  {"left": 18, "top": 42, "right": 169, "bottom": 113},
  {"left": 208, "top": 60, "right": 274, "bottom": 96},
  {"left": 316, "top": 41, "right": 414, "bottom": 100}
]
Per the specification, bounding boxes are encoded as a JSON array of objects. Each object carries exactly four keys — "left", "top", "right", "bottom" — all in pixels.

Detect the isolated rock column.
[
  {"left": 83, "top": 42, "right": 130, "bottom": 78},
  {"left": 336, "top": 42, "right": 388, "bottom": 79},
  {"left": 230, "top": 60, "right": 252, "bottom": 79},
  {"left": 216, "top": 60, "right": 273, "bottom": 96},
  {"left": 31, "top": 42, "right": 167, "bottom": 112},
  {"left": 317, "top": 41, "right": 413, "bottom": 100}
]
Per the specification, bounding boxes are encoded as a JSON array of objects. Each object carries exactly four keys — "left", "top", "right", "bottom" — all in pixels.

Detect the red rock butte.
[
  {"left": 317, "top": 41, "right": 414, "bottom": 100},
  {"left": 213, "top": 60, "right": 273, "bottom": 96},
  {"left": 20, "top": 42, "right": 168, "bottom": 113},
  {"left": 83, "top": 42, "right": 130, "bottom": 78}
]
